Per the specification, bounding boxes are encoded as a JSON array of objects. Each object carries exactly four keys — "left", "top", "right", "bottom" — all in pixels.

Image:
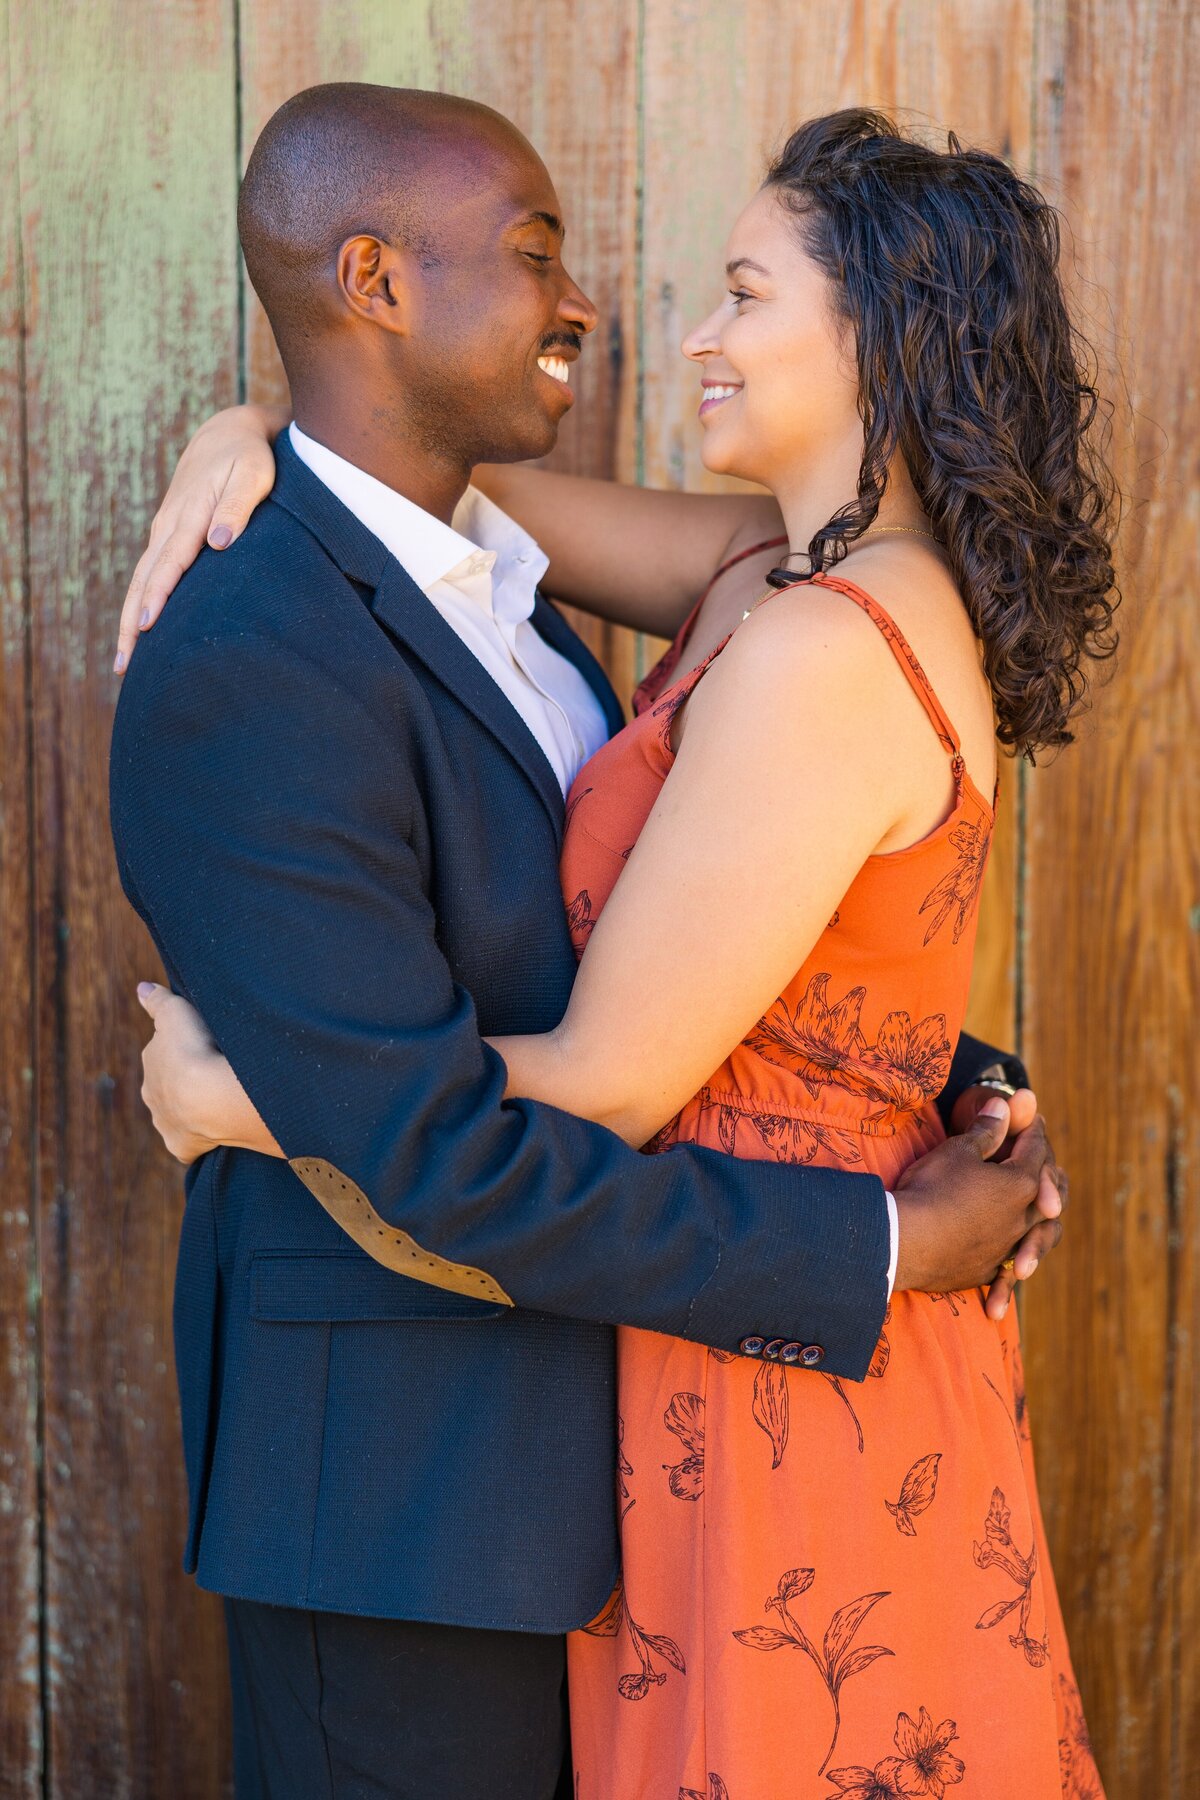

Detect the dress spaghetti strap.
[{"left": 748, "top": 570, "right": 967, "bottom": 780}]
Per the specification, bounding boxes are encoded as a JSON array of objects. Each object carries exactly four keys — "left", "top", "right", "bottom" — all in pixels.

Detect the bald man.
[{"left": 111, "top": 85, "right": 1045, "bottom": 1798}]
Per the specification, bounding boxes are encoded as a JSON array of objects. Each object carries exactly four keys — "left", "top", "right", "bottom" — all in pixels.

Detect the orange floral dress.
[{"left": 562, "top": 572, "right": 1104, "bottom": 1800}]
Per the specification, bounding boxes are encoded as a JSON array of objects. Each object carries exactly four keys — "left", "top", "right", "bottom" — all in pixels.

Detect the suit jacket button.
[
  {"left": 779, "top": 1341, "right": 803, "bottom": 1364},
  {"left": 800, "top": 1344, "right": 824, "bottom": 1367},
  {"left": 739, "top": 1336, "right": 766, "bottom": 1357},
  {"left": 761, "top": 1337, "right": 786, "bottom": 1360}
]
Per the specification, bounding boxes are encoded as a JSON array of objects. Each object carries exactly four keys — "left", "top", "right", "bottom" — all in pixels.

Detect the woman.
[{"left": 123, "top": 112, "right": 1115, "bottom": 1796}]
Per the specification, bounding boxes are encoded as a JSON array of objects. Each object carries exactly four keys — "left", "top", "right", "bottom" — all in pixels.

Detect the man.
[{"left": 111, "top": 84, "right": 1060, "bottom": 1799}]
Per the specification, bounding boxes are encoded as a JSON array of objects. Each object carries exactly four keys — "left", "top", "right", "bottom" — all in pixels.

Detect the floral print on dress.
[
  {"left": 617, "top": 1414, "right": 634, "bottom": 1519},
  {"left": 973, "top": 1487, "right": 1049, "bottom": 1667},
  {"left": 747, "top": 974, "right": 952, "bottom": 1128},
  {"left": 748, "top": 973, "right": 869, "bottom": 1101},
  {"left": 582, "top": 1575, "right": 687, "bottom": 1701},
  {"left": 885, "top": 1452, "right": 943, "bottom": 1535},
  {"left": 566, "top": 887, "right": 596, "bottom": 945},
  {"left": 983, "top": 1351, "right": 1032, "bottom": 1455},
  {"left": 695, "top": 1087, "right": 864, "bottom": 1165},
  {"left": 663, "top": 1392, "right": 705, "bottom": 1500},
  {"left": 650, "top": 677, "right": 699, "bottom": 745},
  {"left": 734, "top": 1568, "right": 894, "bottom": 1776},
  {"left": 1058, "top": 1676, "right": 1103, "bottom": 1800},
  {"left": 680, "top": 1778, "right": 730, "bottom": 1800},
  {"left": 919, "top": 818, "right": 991, "bottom": 945},
  {"left": 861, "top": 1009, "right": 954, "bottom": 1120},
  {"left": 824, "top": 1708, "right": 965, "bottom": 1799},
  {"left": 736, "top": 1307, "right": 891, "bottom": 1471}
]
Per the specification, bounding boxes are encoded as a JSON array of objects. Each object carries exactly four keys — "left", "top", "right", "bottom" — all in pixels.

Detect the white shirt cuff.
[{"left": 885, "top": 1191, "right": 899, "bottom": 1297}]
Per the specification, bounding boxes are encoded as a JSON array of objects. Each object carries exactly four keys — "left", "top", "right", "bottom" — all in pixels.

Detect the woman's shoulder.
[
  {"left": 807, "top": 542, "right": 996, "bottom": 782},
  {"left": 686, "top": 542, "right": 994, "bottom": 771},
  {"left": 699, "top": 556, "right": 919, "bottom": 701},
  {"left": 679, "top": 569, "right": 908, "bottom": 757}
]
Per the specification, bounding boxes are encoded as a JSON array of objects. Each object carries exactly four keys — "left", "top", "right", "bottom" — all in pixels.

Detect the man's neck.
[{"left": 292, "top": 395, "right": 471, "bottom": 525}]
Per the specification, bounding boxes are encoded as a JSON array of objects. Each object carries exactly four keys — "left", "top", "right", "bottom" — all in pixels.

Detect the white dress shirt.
[
  {"left": 290, "top": 423, "right": 609, "bottom": 795},
  {"left": 291, "top": 423, "right": 898, "bottom": 1296}
]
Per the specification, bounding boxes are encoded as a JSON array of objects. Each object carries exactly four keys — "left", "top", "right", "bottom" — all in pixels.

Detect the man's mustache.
[{"left": 539, "top": 331, "right": 583, "bottom": 357}]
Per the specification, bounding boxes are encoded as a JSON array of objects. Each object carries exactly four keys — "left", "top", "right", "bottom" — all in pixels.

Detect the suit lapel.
[
  {"left": 370, "top": 561, "right": 566, "bottom": 842},
  {"left": 270, "top": 434, "right": 618, "bottom": 845}
]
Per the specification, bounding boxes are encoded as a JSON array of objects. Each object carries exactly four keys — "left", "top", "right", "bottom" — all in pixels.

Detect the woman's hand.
[
  {"left": 136, "top": 982, "right": 283, "bottom": 1165},
  {"left": 115, "top": 401, "right": 288, "bottom": 674}
]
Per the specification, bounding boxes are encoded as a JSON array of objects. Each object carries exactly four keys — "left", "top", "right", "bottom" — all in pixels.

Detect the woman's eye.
[
  {"left": 525, "top": 252, "right": 553, "bottom": 267},
  {"left": 728, "top": 288, "right": 753, "bottom": 309}
]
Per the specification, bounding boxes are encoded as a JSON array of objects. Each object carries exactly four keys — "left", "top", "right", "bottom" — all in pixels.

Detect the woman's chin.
[
  {"left": 697, "top": 427, "right": 738, "bottom": 478},
  {"left": 698, "top": 431, "right": 754, "bottom": 485}
]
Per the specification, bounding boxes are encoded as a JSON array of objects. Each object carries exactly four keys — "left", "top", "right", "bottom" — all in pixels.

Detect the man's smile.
[
  {"left": 537, "top": 353, "right": 572, "bottom": 385},
  {"left": 536, "top": 344, "right": 579, "bottom": 402}
]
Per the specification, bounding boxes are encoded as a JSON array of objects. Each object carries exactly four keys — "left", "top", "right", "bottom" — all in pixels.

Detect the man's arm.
[{"left": 112, "top": 630, "right": 891, "bottom": 1376}]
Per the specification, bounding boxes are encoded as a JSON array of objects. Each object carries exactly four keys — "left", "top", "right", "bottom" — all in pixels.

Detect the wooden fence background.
[{"left": 1, "top": 1, "right": 1196, "bottom": 1794}]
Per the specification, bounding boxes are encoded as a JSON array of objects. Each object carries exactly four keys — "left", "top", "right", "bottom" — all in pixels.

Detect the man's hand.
[
  {"left": 949, "top": 1084, "right": 1068, "bottom": 1318},
  {"left": 894, "top": 1096, "right": 1065, "bottom": 1319}
]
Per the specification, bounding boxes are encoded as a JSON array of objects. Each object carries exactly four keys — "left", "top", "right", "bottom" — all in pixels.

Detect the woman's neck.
[{"left": 773, "top": 454, "right": 932, "bottom": 567}]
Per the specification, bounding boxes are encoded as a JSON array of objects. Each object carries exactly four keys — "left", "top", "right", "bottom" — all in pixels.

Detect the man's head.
[{"left": 238, "top": 84, "right": 597, "bottom": 471}]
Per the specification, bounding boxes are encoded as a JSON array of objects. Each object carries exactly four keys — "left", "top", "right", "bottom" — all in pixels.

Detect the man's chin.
[{"left": 484, "top": 412, "right": 563, "bottom": 465}]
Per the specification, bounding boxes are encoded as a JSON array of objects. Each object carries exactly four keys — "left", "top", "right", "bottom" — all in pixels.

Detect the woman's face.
[{"left": 682, "top": 186, "right": 863, "bottom": 492}]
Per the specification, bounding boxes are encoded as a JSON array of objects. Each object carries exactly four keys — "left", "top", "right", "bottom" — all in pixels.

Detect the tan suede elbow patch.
[{"left": 288, "top": 1157, "right": 514, "bottom": 1307}]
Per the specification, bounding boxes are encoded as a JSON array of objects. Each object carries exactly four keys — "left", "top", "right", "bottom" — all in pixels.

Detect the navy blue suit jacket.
[{"left": 109, "top": 436, "right": 1014, "bottom": 1630}]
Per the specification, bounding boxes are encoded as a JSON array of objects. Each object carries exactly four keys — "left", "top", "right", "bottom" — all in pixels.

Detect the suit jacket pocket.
[{"left": 250, "top": 1250, "right": 509, "bottom": 1323}]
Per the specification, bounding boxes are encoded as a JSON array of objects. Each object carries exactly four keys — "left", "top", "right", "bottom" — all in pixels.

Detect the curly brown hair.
[{"left": 765, "top": 108, "right": 1119, "bottom": 760}]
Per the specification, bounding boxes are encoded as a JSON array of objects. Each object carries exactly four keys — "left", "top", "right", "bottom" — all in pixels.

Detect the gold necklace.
[
  {"left": 774, "top": 524, "right": 940, "bottom": 567},
  {"left": 855, "top": 524, "right": 940, "bottom": 543},
  {"left": 761, "top": 524, "right": 942, "bottom": 597}
]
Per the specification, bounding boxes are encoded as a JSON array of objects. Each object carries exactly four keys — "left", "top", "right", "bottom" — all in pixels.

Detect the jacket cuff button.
[
  {"left": 761, "top": 1338, "right": 786, "bottom": 1360},
  {"left": 739, "top": 1336, "right": 766, "bottom": 1357},
  {"left": 799, "top": 1344, "right": 824, "bottom": 1367},
  {"left": 779, "top": 1341, "right": 803, "bottom": 1364}
]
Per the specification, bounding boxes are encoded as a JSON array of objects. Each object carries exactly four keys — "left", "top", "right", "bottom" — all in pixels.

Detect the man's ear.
[{"left": 336, "top": 235, "right": 410, "bottom": 337}]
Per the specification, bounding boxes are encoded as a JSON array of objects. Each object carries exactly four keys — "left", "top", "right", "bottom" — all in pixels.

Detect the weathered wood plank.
[
  {"left": 0, "top": 0, "right": 42, "bottom": 1790},
  {"left": 237, "top": 0, "right": 641, "bottom": 707},
  {"left": 10, "top": 1, "right": 241, "bottom": 1792},
  {"left": 1021, "top": 2, "right": 1200, "bottom": 1792}
]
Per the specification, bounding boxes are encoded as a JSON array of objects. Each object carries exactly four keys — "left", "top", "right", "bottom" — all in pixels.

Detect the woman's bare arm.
[
  {"left": 114, "top": 401, "right": 785, "bottom": 670},
  {"left": 489, "top": 589, "right": 909, "bottom": 1147},
  {"left": 136, "top": 982, "right": 283, "bottom": 1164},
  {"left": 115, "top": 402, "right": 288, "bottom": 671},
  {"left": 474, "top": 463, "right": 784, "bottom": 639}
]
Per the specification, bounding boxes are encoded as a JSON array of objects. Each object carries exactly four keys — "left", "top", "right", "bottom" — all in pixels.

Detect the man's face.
[{"left": 395, "top": 127, "right": 599, "bottom": 466}]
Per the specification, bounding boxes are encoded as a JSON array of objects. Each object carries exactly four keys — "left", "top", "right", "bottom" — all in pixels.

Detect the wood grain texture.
[
  {"left": 1020, "top": 1, "right": 1200, "bottom": 1792},
  {"left": 9, "top": 2, "right": 241, "bottom": 1793},
  {"left": 237, "top": 0, "right": 642, "bottom": 707},
  {"left": 0, "top": 0, "right": 42, "bottom": 1789}
]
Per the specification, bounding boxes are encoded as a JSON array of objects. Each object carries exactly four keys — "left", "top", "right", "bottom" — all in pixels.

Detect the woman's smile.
[{"left": 699, "top": 379, "right": 743, "bottom": 418}]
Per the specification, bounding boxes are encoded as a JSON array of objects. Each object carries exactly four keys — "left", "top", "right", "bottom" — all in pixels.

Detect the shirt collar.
[{"left": 289, "top": 423, "right": 547, "bottom": 615}]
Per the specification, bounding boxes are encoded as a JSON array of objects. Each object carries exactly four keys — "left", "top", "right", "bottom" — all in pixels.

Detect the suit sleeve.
[{"left": 111, "top": 634, "right": 890, "bottom": 1376}]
